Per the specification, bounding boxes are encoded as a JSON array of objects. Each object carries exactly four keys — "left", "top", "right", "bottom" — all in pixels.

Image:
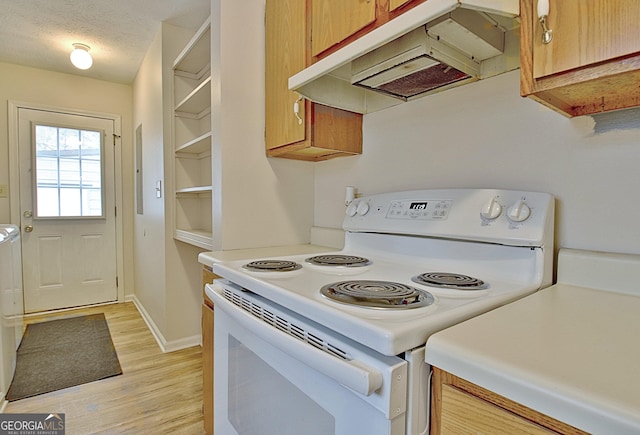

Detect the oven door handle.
[{"left": 212, "top": 287, "right": 384, "bottom": 397}]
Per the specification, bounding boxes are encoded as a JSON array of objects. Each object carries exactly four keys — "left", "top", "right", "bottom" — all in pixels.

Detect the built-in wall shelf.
[
  {"left": 176, "top": 186, "right": 213, "bottom": 194},
  {"left": 172, "top": 16, "right": 213, "bottom": 250},
  {"left": 175, "top": 77, "right": 211, "bottom": 116},
  {"left": 175, "top": 228, "right": 213, "bottom": 250},
  {"left": 176, "top": 131, "right": 212, "bottom": 154}
]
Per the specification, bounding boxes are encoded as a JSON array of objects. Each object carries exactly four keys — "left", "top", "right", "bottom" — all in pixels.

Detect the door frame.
[{"left": 8, "top": 100, "right": 125, "bottom": 307}]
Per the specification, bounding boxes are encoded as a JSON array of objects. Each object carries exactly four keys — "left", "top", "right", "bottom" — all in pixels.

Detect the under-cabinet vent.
[{"left": 222, "top": 288, "right": 350, "bottom": 361}]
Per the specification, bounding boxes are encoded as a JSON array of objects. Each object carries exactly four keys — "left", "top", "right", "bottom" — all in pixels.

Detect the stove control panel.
[
  {"left": 343, "top": 189, "right": 555, "bottom": 247},
  {"left": 385, "top": 199, "right": 452, "bottom": 220}
]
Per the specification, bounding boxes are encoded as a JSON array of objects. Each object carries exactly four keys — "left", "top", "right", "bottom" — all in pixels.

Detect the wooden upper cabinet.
[
  {"left": 265, "top": 0, "right": 363, "bottom": 161},
  {"left": 521, "top": 0, "right": 640, "bottom": 116},
  {"left": 311, "top": 0, "right": 376, "bottom": 57},
  {"left": 533, "top": 0, "right": 640, "bottom": 78},
  {"left": 389, "top": 0, "right": 412, "bottom": 12},
  {"left": 310, "top": 0, "right": 427, "bottom": 60},
  {"left": 265, "top": 0, "right": 306, "bottom": 148}
]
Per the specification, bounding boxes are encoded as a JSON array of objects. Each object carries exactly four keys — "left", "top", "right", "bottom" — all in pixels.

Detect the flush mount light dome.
[{"left": 70, "top": 43, "right": 93, "bottom": 69}]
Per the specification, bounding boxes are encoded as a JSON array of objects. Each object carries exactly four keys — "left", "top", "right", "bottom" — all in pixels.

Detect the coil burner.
[
  {"left": 321, "top": 280, "right": 435, "bottom": 309},
  {"left": 412, "top": 272, "right": 487, "bottom": 290},
  {"left": 305, "top": 255, "right": 372, "bottom": 267},
  {"left": 242, "top": 260, "right": 302, "bottom": 272}
]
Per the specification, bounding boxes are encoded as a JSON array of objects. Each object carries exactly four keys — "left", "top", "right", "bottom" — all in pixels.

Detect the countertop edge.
[
  {"left": 198, "top": 244, "right": 338, "bottom": 268},
  {"left": 426, "top": 284, "right": 640, "bottom": 435}
]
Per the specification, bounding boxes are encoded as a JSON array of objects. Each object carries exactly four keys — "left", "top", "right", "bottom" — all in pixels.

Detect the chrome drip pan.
[
  {"left": 320, "top": 280, "right": 434, "bottom": 309},
  {"left": 412, "top": 272, "right": 487, "bottom": 290},
  {"left": 242, "top": 260, "right": 302, "bottom": 272},
  {"left": 305, "top": 255, "right": 372, "bottom": 267}
]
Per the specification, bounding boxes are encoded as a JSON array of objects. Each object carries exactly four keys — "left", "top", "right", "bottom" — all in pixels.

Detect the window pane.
[
  {"left": 59, "top": 128, "right": 81, "bottom": 150},
  {"left": 81, "top": 130, "right": 101, "bottom": 154},
  {"left": 36, "top": 187, "right": 60, "bottom": 217},
  {"left": 60, "top": 157, "right": 80, "bottom": 185},
  {"left": 35, "top": 125, "right": 58, "bottom": 152},
  {"left": 82, "top": 189, "right": 103, "bottom": 216},
  {"left": 60, "top": 188, "right": 81, "bottom": 216},
  {"left": 82, "top": 160, "right": 101, "bottom": 188},
  {"left": 36, "top": 156, "right": 59, "bottom": 186},
  {"left": 34, "top": 124, "right": 104, "bottom": 218}
]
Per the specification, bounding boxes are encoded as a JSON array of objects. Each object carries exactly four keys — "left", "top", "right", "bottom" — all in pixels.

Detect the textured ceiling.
[{"left": 0, "top": 0, "right": 211, "bottom": 84}]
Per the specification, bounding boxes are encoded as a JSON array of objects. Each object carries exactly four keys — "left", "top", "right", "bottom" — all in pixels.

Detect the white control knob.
[
  {"left": 356, "top": 201, "right": 370, "bottom": 216},
  {"left": 346, "top": 202, "right": 357, "bottom": 217},
  {"left": 507, "top": 199, "right": 531, "bottom": 222},
  {"left": 480, "top": 197, "right": 502, "bottom": 220}
]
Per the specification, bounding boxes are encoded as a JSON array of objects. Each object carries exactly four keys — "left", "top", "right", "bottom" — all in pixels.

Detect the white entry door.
[{"left": 18, "top": 108, "right": 118, "bottom": 313}]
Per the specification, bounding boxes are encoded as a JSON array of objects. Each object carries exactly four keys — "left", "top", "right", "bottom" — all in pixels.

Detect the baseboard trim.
[{"left": 126, "top": 295, "right": 201, "bottom": 353}]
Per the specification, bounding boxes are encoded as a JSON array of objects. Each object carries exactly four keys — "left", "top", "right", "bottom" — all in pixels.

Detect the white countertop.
[
  {"left": 198, "top": 244, "right": 337, "bottom": 268},
  {"left": 426, "top": 282, "right": 640, "bottom": 434}
]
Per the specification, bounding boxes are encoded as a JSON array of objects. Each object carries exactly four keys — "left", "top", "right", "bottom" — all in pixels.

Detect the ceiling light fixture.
[{"left": 70, "top": 43, "right": 93, "bottom": 70}]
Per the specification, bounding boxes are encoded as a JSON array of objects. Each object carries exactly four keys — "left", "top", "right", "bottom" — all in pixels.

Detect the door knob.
[{"left": 24, "top": 225, "right": 33, "bottom": 233}]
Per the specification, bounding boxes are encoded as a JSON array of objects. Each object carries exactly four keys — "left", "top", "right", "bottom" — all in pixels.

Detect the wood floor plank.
[{"left": 4, "top": 302, "right": 205, "bottom": 435}]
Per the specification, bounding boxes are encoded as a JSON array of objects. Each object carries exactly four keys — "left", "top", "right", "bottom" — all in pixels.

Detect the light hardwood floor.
[{"left": 4, "top": 302, "right": 205, "bottom": 435}]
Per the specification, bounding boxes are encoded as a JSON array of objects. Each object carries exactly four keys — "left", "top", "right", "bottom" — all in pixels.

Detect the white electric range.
[{"left": 205, "top": 188, "right": 555, "bottom": 435}]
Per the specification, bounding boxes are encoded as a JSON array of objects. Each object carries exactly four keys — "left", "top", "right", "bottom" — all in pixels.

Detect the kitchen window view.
[{"left": 34, "top": 125, "right": 104, "bottom": 218}]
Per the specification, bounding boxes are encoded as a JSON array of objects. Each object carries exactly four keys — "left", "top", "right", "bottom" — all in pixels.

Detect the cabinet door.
[
  {"left": 265, "top": 0, "right": 307, "bottom": 150},
  {"left": 390, "top": 0, "right": 412, "bottom": 11},
  {"left": 533, "top": 0, "right": 640, "bottom": 78},
  {"left": 311, "top": 0, "right": 376, "bottom": 56},
  {"left": 441, "top": 385, "right": 555, "bottom": 434}
]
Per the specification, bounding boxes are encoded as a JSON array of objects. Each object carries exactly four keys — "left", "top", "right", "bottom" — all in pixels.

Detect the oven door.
[{"left": 207, "top": 280, "right": 408, "bottom": 435}]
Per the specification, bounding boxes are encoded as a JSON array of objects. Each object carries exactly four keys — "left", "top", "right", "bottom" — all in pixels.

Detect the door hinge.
[
  {"left": 114, "top": 206, "right": 117, "bottom": 217},
  {"left": 116, "top": 276, "right": 119, "bottom": 288}
]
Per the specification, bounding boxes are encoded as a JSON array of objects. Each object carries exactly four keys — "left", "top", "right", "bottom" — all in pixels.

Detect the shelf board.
[
  {"left": 175, "top": 131, "right": 212, "bottom": 155},
  {"left": 173, "top": 17, "right": 212, "bottom": 74},
  {"left": 175, "top": 76, "right": 211, "bottom": 115},
  {"left": 174, "top": 228, "right": 213, "bottom": 250},
  {"left": 176, "top": 186, "right": 213, "bottom": 194}
]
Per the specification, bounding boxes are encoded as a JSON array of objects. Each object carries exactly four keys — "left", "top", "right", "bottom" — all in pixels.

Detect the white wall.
[
  {"left": 314, "top": 70, "right": 640, "bottom": 255},
  {"left": 0, "top": 62, "right": 135, "bottom": 295},
  {"left": 133, "top": 29, "right": 169, "bottom": 334},
  {"left": 211, "top": 0, "right": 315, "bottom": 251},
  {"left": 133, "top": 23, "right": 204, "bottom": 346}
]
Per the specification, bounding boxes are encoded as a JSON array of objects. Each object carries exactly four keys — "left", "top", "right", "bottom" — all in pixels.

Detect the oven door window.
[
  {"left": 228, "top": 335, "right": 334, "bottom": 434},
  {"left": 215, "top": 307, "right": 404, "bottom": 435}
]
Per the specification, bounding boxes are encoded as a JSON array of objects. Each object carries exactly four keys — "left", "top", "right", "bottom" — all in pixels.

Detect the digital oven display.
[{"left": 409, "top": 202, "right": 428, "bottom": 210}]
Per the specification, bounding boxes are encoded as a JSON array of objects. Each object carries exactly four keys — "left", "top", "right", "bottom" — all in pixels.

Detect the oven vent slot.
[{"left": 222, "top": 288, "right": 350, "bottom": 361}]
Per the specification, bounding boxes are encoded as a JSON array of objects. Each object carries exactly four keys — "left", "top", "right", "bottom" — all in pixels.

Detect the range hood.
[{"left": 289, "top": 0, "right": 520, "bottom": 114}]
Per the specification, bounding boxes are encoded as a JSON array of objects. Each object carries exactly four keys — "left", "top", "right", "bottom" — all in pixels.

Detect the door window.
[{"left": 33, "top": 124, "right": 104, "bottom": 218}]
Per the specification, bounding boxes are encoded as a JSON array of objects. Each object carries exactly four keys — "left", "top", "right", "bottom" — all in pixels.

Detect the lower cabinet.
[
  {"left": 202, "top": 266, "right": 217, "bottom": 435},
  {"left": 431, "top": 368, "right": 588, "bottom": 435}
]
